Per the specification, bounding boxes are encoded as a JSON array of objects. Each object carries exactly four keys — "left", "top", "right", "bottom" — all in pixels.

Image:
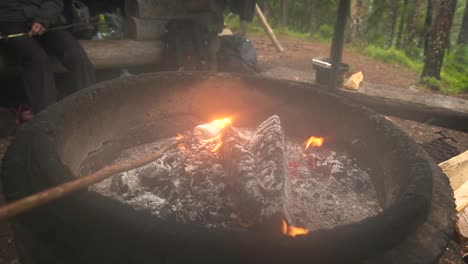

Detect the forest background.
[{"left": 227, "top": 0, "right": 468, "bottom": 94}]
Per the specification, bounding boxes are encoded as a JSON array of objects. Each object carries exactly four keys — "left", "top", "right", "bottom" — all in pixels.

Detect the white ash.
[{"left": 91, "top": 128, "right": 382, "bottom": 231}]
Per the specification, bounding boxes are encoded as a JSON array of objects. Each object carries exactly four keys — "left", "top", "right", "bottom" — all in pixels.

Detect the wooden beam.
[
  {"left": 125, "top": 16, "right": 167, "bottom": 41},
  {"left": 0, "top": 40, "right": 164, "bottom": 74},
  {"left": 336, "top": 88, "right": 468, "bottom": 133}
]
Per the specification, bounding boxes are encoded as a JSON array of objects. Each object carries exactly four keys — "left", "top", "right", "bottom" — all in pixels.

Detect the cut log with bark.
[
  {"left": 456, "top": 207, "right": 468, "bottom": 244},
  {"left": 220, "top": 125, "right": 265, "bottom": 225},
  {"left": 252, "top": 115, "right": 293, "bottom": 232},
  {"left": 441, "top": 151, "right": 468, "bottom": 212},
  {"left": 440, "top": 151, "right": 468, "bottom": 191},
  {"left": 125, "top": 16, "right": 167, "bottom": 40}
]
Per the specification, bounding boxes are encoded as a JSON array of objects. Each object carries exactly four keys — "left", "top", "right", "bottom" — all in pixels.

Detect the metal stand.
[{"left": 329, "top": 0, "right": 350, "bottom": 89}]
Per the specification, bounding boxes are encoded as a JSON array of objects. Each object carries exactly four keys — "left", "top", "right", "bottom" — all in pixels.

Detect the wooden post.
[
  {"left": 329, "top": 0, "right": 350, "bottom": 89},
  {"left": 255, "top": 4, "right": 284, "bottom": 53}
]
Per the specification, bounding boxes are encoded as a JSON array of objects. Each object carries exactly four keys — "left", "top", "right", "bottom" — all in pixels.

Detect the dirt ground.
[
  {"left": 252, "top": 34, "right": 419, "bottom": 88},
  {"left": 0, "top": 35, "right": 466, "bottom": 263}
]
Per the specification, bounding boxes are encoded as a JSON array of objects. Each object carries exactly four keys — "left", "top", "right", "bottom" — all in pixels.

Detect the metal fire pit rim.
[{"left": 1, "top": 72, "right": 455, "bottom": 264}]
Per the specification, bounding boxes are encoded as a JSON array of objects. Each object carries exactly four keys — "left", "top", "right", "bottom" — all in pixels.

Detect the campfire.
[
  {"left": 2, "top": 73, "right": 453, "bottom": 263},
  {"left": 92, "top": 115, "right": 381, "bottom": 234}
]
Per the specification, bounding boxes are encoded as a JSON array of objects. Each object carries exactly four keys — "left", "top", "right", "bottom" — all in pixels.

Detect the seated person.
[{"left": 0, "top": 0, "right": 95, "bottom": 114}]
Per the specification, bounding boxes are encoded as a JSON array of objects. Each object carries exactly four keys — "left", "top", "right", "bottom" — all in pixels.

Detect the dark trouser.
[{"left": 0, "top": 22, "right": 95, "bottom": 113}]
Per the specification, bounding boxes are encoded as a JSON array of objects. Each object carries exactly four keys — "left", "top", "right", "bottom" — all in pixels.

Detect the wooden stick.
[
  {"left": 255, "top": 4, "right": 284, "bottom": 53},
  {"left": 0, "top": 137, "right": 188, "bottom": 222}
]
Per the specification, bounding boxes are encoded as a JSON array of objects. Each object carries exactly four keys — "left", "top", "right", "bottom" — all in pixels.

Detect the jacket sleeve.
[{"left": 24, "top": 0, "right": 64, "bottom": 27}]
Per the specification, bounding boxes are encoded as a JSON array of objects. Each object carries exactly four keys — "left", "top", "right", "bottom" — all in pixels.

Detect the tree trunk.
[
  {"left": 263, "top": 0, "right": 270, "bottom": 18},
  {"left": 422, "top": 0, "right": 458, "bottom": 81},
  {"left": 348, "top": 0, "right": 364, "bottom": 43},
  {"left": 458, "top": 0, "right": 468, "bottom": 45},
  {"left": 386, "top": 0, "right": 399, "bottom": 48},
  {"left": 308, "top": 0, "right": 316, "bottom": 34},
  {"left": 405, "top": 0, "right": 422, "bottom": 46},
  {"left": 396, "top": 0, "right": 409, "bottom": 49},
  {"left": 280, "top": 0, "right": 287, "bottom": 27},
  {"left": 422, "top": 0, "right": 434, "bottom": 54}
]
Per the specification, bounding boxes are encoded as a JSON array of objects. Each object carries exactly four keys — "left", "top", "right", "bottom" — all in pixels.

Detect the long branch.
[{"left": 0, "top": 137, "right": 188, "bottom": 222}]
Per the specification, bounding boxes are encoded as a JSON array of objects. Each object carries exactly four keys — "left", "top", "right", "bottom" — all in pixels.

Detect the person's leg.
[
  {"left": 39, "top": 29, "right": 95, "bottom": 92},
  {"left": 0, "top": 23, "right": 56, "bottom": 113}
]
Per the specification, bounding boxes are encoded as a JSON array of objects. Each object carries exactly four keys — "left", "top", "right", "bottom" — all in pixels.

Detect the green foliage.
[
  {"left": 224, "top": 15, "right": 264, "bottom": 35},
  {"left": 421, "top": 77, "right": 441, "bottom": 89},
  {"left": 225, "top": 0, "right": 468, "bottom": 94},
  {"left": 363, "top": 45, "right": 423, "bottom": 71},
  {"left": 441, "top": 46, "right": 468, "bottom": 93},
  {"left": 311, "top": 24, "right": 334, "bottom": 41}
]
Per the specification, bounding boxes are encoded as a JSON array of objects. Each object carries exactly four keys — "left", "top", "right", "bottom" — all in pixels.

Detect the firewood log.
[
  {"left": 220, "top": 125, "right": 265, "bottom": 225},
  {"left": 252, "top": 115, "right": 293, "bottom": 231}
]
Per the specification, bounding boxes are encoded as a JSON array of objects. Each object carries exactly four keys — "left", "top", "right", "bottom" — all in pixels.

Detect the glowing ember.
[
  {"left": 211, "top": 142, "right": 223, "bottom": 153},
  {"left": 305, "top": 136, "right": 324, "bottom": 149},
  {"left": 282, "top": 219, "right": 309, "bottom": 237}
]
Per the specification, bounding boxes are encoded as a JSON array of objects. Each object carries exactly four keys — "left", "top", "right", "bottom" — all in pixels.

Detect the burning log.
[
  {"left": 219, "top": 125, "right": 265, "bottom": 226},
  {"left": 252, "top": 115, "right": 293, "bottom": 231}
]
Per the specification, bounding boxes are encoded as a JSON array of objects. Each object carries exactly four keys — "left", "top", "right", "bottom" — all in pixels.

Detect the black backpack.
[{"left": 218, "top": 34, "right": 258, "bottom": 74}]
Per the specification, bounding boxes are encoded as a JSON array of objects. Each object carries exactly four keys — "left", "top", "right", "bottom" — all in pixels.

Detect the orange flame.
[
  {"left": 210, "top": 117, "right": 232, "bottom": 130},
  {"left": 196, "top": 118, "right": 231, "bottom": 152},
  {"left": 211, "top": 142, "right": 223, "bottom": 152},
  {"left": 305, "top": 136, "right": 324, "bottom": 149},
  {"left": 282, "top": 219, "right": 309, "bottom": 237}
]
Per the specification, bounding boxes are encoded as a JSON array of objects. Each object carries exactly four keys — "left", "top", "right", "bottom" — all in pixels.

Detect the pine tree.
[
  {"left": 406, "top": 0, "right": 422, "bottom": 46},
  {"left": 387, "top": 0, "right": 399, "bottom": 48},
  {"left": 422, "top": 0, "right": 458, "bottom": 81},
  {"left": 396, "top": 0, "right": 409, "bottom": 48},
  {"left": 458, "top": 0, "right": 468, "bottom": 44}
]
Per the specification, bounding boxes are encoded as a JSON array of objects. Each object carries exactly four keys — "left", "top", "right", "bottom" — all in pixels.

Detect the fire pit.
[{"left": 1, "top": 72, "right": 455, "bottom": 264}]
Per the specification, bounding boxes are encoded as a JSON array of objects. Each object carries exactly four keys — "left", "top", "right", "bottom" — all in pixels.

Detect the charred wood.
[
  {"left": 252, "top": 115, "right": 293, "bottom": 230},
  {"left": 220, "top": 125, "right": 265, "bottom": 225}
]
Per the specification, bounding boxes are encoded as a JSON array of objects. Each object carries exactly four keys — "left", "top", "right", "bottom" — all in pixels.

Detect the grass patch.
[
  {"left": 225, "top": 15, "right": 265, "bottom": 35},
  {"left": 363, "top": 45, "right": 423, "bottom": 72},
  {"left": 224, "top": 14, "right": 331, "bottom": 42},
  {"left": 440, "top": 45, "right": 468, "bottom": 94}
]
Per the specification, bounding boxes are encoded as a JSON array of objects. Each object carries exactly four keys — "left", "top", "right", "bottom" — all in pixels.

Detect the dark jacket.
[
  {"left": 229, "top": 0, "right": 256, "bottom": 22},
  {"left": 0, "top": 0, "right": 64, "bottom": 27}
]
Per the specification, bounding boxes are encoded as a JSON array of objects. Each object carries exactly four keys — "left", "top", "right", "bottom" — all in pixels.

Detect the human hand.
[{"left": 29, "top": 22, "right": 46, "bottom": 36}]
